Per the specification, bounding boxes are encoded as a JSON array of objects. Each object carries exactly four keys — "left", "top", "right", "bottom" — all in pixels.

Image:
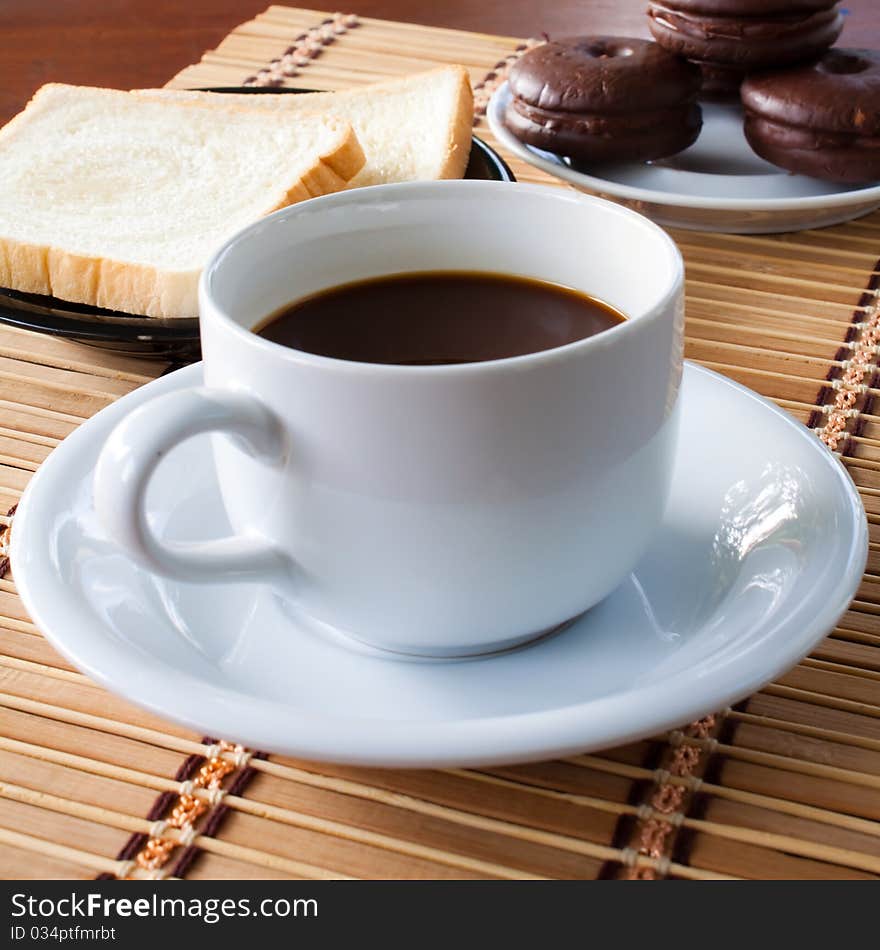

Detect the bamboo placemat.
[{"left": 2, "top": 6, "right": 880, "bottom": 881}]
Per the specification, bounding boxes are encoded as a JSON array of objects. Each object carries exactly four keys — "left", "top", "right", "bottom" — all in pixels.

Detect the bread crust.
[
  {"left": 0, "top": 84, "right": 365, "bottom": 318},
  {"left": 436, "top": 66, "right": 475, "bottom": 179}
]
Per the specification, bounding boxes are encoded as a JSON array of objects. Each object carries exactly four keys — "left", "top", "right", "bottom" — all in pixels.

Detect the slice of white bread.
[
  {"left": 137, "top": 66, "right": 474, "bottom": 188},
  {"left": 0, "top": 84, "right": 364, "bottom": 318}
]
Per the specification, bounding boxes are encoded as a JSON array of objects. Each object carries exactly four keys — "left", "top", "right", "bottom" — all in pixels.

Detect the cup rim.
[{"left": 200, "top": 180, "right": 684, "bottom": 376}]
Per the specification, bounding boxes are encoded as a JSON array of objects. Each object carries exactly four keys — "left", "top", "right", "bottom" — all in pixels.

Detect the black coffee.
[{"left": 254, "top": 271, "right": 625, "bottom": 365}]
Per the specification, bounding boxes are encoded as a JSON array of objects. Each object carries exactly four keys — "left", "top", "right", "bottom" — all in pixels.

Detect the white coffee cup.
[{"left": 94, "top": 181, "right": 684, "bottom": 657}]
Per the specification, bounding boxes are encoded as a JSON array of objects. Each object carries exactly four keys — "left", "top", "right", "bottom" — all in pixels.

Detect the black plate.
[{"left": 0, "top": 87, "right": 514, "bottom": 361}]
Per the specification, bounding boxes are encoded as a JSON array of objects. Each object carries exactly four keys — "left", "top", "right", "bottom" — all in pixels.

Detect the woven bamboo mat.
[{"left": 2, "top": 6, "right": 880, "bottom": 882}]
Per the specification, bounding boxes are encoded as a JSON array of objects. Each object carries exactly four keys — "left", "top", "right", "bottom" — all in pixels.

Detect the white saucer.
[
  {"left": 12, "top": 363, "right": 866, "bottom": 767},
  {"left": 488, "top": 82, "right": 880, "bottom": 234}
]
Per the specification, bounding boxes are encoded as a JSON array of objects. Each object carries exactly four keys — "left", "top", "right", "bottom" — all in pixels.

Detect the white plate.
[
  {"left": 12, "top": 363, "right": 866, "bottom": 767},
  {"left": 488, "top": 82, "right": 880, "bottom": 233}
]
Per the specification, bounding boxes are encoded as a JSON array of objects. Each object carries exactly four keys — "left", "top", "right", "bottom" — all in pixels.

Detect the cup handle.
[{"left": 93, "top": 386, "right": 289, "bottom": 583}]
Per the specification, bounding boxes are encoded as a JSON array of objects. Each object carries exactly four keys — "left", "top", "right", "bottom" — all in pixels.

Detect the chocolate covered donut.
[
  {"left": 648, "top": 0, "right": 843, "bottom": 98},
  {"left": 742, "top": 49, "right": 880, "bottom": 183},
  {"left": 504, "top": 37, "right": 702, "bottom": 163}
]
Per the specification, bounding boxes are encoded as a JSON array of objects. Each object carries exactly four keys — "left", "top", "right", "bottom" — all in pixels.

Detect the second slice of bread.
[
  {"left": 0, "top": 84, "right": 364, "bottom": 318},
  {"left": 138, "top": 66, "right": 474, "bottom": 187}
]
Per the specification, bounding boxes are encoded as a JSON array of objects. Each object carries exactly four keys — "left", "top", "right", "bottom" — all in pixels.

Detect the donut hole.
[
  {"left": 820, "top": 51, "right": 871, "bottom": 75},
  {"left": 586, "top": 41, "right": 633, "bottom": 59}
]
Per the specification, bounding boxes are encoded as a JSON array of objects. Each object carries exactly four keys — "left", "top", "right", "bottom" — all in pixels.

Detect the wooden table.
[
  {"left": 1, "top": 1, "right": 877, "bottom": 124},
  {"left": 3, "top": 1, "right": 880, "bottom": 884}
]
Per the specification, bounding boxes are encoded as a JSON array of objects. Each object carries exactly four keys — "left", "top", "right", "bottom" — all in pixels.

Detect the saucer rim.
[{"left": 11, "top": 362, "right": 868, "bottom": 766}]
